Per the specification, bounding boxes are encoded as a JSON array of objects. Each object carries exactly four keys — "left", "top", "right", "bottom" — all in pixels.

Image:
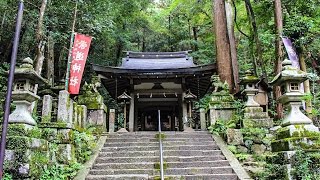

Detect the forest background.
[{"left": 0, "top": 0, "right": 319, "bottom": 118}]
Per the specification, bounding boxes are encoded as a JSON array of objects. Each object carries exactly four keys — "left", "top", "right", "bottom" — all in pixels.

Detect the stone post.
[
  {"left": 41, "top": 95, "right": 53, "bottom": 123},
  {"left": 209, "top": 106, "right": 216, "bottom": 125},
  {"left": 129, "top": 93, "right": 135, "bottom": 132},
  {"left": 109, "top": 109, "right": 115, "bottom": 133},
  {"left": 200, "top": 108, "right": 206, "bottom": 130},
  {"left": 80, "top": 105, "right": 87, "bottom": 128},
  {"left": 57, "top": 90, "right": 73, "bottom": 128},
  {"left": 56, "top": 90, "right": 75, "bottom": 164}
]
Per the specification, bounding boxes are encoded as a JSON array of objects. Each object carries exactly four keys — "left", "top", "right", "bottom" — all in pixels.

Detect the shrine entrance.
[
  {"left": 92, "top": 51, "right": 216, "bottom": 132},
  {"left": 136, "top": 100, "right": 181, "bottom": 131}
]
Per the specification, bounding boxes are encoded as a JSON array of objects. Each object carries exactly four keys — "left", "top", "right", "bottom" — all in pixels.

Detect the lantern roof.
[
  {"left": 270, "top": 59, "right": 308, "bottom": 86},
  {"left": 239, "top": 70, "right": 259, "bottom": 85},
  {"left": 14, "top": 57, "right": 47, "bottom": 84}
]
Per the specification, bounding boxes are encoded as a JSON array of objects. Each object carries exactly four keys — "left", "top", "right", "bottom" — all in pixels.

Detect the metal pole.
[
  {"left": 65, "top": 1, "right": 78, "bottom": 91},
  {"left": 123, "top": 101, "right": 126, "bottom": 129},
  {"left": 0, "top": 1, "right": 24, "bottom": 178},
  {"left": 158, "top": 109, "right": 164, "bottom": 180}
]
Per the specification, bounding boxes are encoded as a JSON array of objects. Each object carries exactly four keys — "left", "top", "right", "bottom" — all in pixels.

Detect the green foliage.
[
  {"left": 40, "top": 162, "right": 82, "bottom": 180},
  {"left": 235, "top": 153, "right": 249, "bottom": 162},
  {"left": 155, "top": 133, "right": 166, "bottom": 140},
  {"left": 71, "top": 130, "right": 96, "bottom": 163},
  {"left": 208, "top": 119, "right": 227, "bottom": 136},
  {"left": 0, "top": 63, "right": 9, "bottom": 122},
  {"left": 2, "top": 173, "right": 13, "bottom": 180},
  {"left": 291, "top": 150, "right": 320, "bottom": 180}
]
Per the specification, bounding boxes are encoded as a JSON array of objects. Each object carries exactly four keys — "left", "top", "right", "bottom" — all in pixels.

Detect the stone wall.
[{"left": 3, "top": 89, "right": 103, "bottom": 179}]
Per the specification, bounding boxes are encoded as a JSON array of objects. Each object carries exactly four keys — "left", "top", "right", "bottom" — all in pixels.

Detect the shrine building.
[{"left": 92, "top": 51, "right": 216, "bottom": 132}]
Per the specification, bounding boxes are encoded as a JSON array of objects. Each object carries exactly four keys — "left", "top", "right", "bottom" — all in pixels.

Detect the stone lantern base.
[
  {"left": 243, "top": 106, "right": 273, "bottom": 128},
  {"left": 271, "top": 124, "right": 319, "bottom": 152},
  {"left": 9, "top": 100, "right": 37, "bottom": 126}
]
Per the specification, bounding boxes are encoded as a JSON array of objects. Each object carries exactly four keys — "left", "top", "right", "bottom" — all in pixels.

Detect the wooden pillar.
[
  {"left": 129, "top": 93, "right": 134, "bottom": 132},
  {"left": 182, "top": 92, "right": 188, "bottom": 130}
]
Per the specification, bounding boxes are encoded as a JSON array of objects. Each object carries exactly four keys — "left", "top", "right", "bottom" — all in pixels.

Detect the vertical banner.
[
  {"left": 68, "top": 33, "right": 92, "bottom": 94},
  {"left": 282, "top": 37, "right": 300, "bottom": 68},
  {"left": 282, "top": 37, "right": 305, "bottom": 97}
]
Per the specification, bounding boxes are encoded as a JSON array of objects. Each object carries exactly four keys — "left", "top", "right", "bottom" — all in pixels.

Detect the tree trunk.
[
  {"left": 213, "top": 0, "right": 234, "bottom": 92},
  {"left": 0, "top": 11, "right": 6, "bottom": 42},
  {"left": 192, "top": 27, "right": 198, "bottom": 52},
  {"left": 34, "top": 0, "right": 47, "bottom": 75},
  {"left": 299, "top": 47, "right": 312, "bottom": 114},
  {"left": 225, "top": 0, "right": 239, "bottom": 92},
  {"left": 274, "top": 0, "right": 283, "bottom": 119},
  {"left": 46, "top": 34, "right": 54, "bottom": 86},
  {"left": 244, "top": 0, "right": 267, "bottom": 79}
]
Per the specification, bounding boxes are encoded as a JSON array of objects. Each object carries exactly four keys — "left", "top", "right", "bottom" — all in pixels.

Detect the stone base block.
[
  {"left": 226, "top": 128, "right": 244, "bottom": 145},
  {"left": 57, "top": 144, "right": 75, "bottom": 164},
  {"left": 243, "top": 118, "right": 273, "bottom": 128},
  {"left": 272, "top": 136, "right": 320, "bottom": 152},
  {"left": 244, "top": 112, "right": 269, "bottom": 119},
  {"left": 57, "top": 129, "right": 72, "bottom": 143},
  {"left": 88, "top": 110, "right": 106, "bottom": 130},
  {"left": 244, "top": 106, "right": 263, "bottom": 114},
  {"left": 275, "top": 124, "right": 319, "bottom": 140},
  {"left": 6, "top": 136, "right": 48, "bottom": 151}
]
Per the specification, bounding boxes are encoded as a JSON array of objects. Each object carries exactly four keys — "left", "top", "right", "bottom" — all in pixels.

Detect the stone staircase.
[{"left": 86, "top": 131, "right": 238, "bottom": 180}]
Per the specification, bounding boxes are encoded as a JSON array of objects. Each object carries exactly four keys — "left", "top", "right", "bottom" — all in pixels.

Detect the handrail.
[{"left": 158, "top": 109, "right": 164, "bottom": 180}]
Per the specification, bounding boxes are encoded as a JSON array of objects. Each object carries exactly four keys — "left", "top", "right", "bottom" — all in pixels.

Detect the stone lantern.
[
  {"left": 270, "top": 59, "right": 316, "bottom": 127},
  {"left": 240, "top": 70, "right": 273, "bottom": 128},
  {"left": 184, "top": 90, "right": 197, "bottom": 131},
  {"left": 270, "top": 59, "right": 319, "bottom": 152},
  {"left": 9, "top": 57, "right": 46, "bottom": 126},
  {"left": 239, "top": 70, "right": 260, "bottom": 107},
  {"left": 117, "top": 92, "right": 131, "bottom": 132}
]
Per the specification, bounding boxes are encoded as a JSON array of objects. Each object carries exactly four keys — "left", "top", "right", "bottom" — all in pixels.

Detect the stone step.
[
  {"left": 101, "top": 144, "right": 219, "bottom": 152},
  {"left": 86, "top": 174, "right": 149, "bottom": 180},
  {"left": 86, "top": 174, "right": 238, "bottom": 180},
  {"left": 89, "top": 169, "right": 154, "bottom": 175},
  {"left": 108, "top": 134, "right": 212, "bottom": 139},
  {"left": 105, "top": 138, "right": 213, "bottom": 143},
  {"left": 98, "top": 150, "right": 222, "bottom": 157},
  {"left": 93, "top": 162, "right": 155, "bottom": 170},
  {"left": 89, "top": 167, "right": 233, "bottom": 176},
  {"left": 113, "top": 131, "right": 210, "bottom": 135},
  {"left": 104, "top": 141, "right": 216, "bottom": 147},
  {"left": 92, "top": 160, "right": 230, "bottom": 170},
  {"left": 164, "top": 166, "right": 234, "bottom": 175},
  {"left": 151, "top": 174, "right": 238, "bottom": 180},
  {"left": 95, "top": 155, "right": 226, "bottom": 164}
]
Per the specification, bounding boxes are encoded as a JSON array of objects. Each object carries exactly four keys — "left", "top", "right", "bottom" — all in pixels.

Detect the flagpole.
[
  {"left": 65, "top": 1, "right": 78, "bottom": 90},
  {"left": 0, "top": 1, "right": 24, "bottom": 178}
]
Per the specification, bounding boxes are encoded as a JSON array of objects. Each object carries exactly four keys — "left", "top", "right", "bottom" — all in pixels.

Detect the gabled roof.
[{"left": 120, "top": 51, "right": 195, "bottom": 69}]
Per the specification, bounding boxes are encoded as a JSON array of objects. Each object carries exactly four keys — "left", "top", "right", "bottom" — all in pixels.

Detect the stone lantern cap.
[
  {"left": 270, "top": 59, "right": 307, "bottom": 86},
  {"left": 13, "top": 57, "right": 46, "bottom": 84},
  {"left": 239, "top": 70, "right": 259, "bottom": 85}
]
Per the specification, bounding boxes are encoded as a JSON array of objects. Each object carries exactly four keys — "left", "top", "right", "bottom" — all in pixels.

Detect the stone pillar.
[
  {"left": 200, "top": 108, "right": 206, "bottom": 130},
  {"left": 209, "top": 106, "right": 216, "bottom": 125},
  {"left": 129, "top": 93, "right": 134, "bottom": 132},
  {"left": 57, "top": 90, "right": 73, "bottom": 128},
  {"left": 41, "top": 95, "right": 52, "bottom": 123},
  {"left": 80, "top": 105, "right": 87, "bottom": 128},
  {"left": 88, "top": 110, "right": 106, "bottom": 130},
  {"left": 109, "top": 109, "right": 115, "bottom": 133}
]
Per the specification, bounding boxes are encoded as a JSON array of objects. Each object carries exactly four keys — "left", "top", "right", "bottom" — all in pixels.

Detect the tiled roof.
[{"left": 120, "top": 51, "right": 195, "bottom": 70}]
